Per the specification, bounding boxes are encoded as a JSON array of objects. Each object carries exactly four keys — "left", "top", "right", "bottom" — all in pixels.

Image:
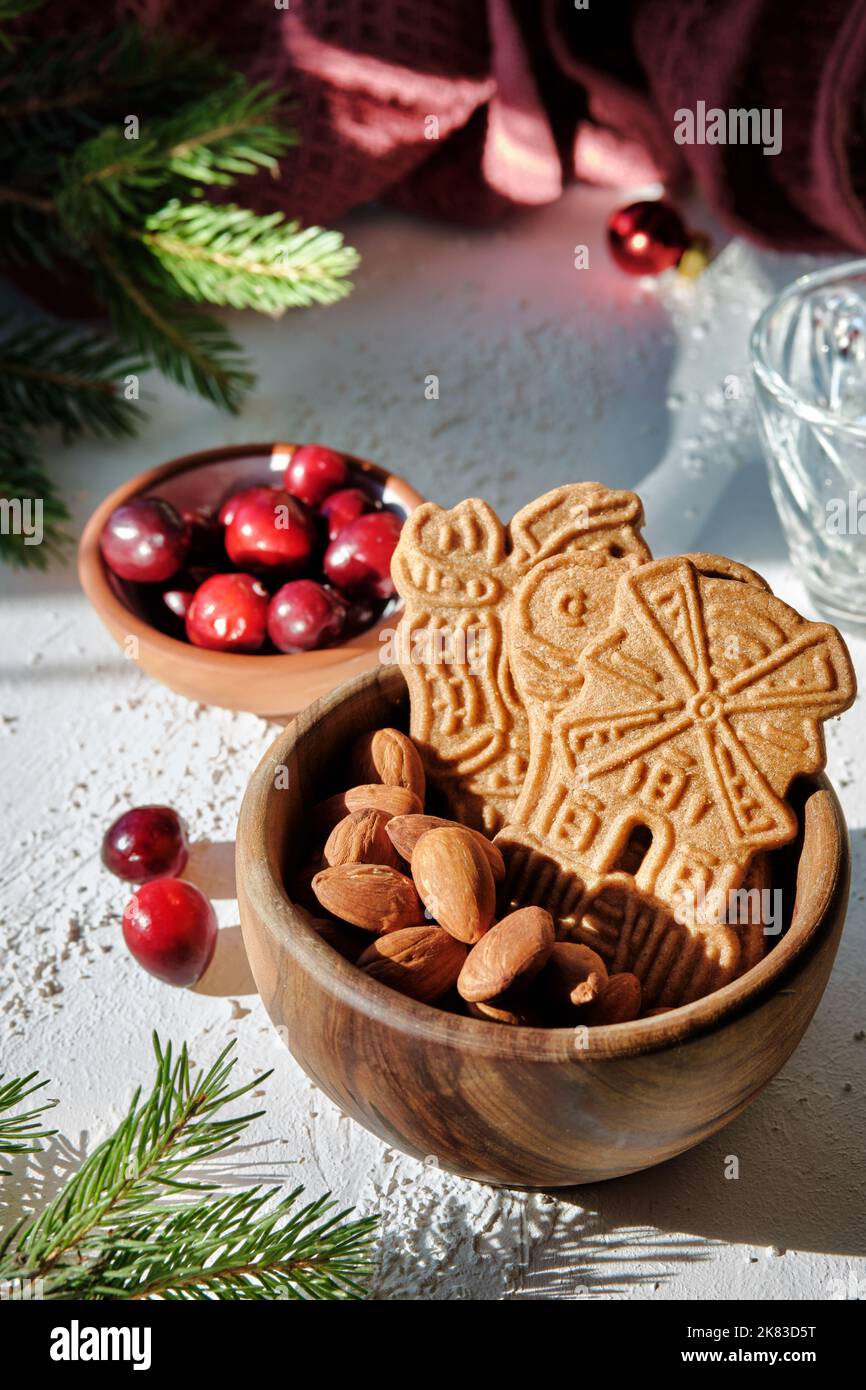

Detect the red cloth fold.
[{"left": 89, "top": 0, "right": 866, "bottom": 248}]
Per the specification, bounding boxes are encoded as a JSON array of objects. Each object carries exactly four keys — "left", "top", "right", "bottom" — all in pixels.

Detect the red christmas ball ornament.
[{"left": 607, "top": 200, "right": 694, "bottom": 277}]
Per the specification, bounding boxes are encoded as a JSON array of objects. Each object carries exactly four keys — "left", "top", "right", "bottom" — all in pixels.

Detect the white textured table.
[{"left": 2, "top": 187, "right": 864, "bottom": 1301}]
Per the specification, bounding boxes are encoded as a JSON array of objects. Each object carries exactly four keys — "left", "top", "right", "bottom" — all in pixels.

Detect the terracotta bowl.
[
  {"left": 236, "top": 666, "right": 851, "bottom": 1188},
  {"left": 78, "top": 442, "right": 425, "bottom": 719}
]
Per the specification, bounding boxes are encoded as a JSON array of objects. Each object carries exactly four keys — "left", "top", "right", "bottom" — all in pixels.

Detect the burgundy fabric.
[{"left": 74, "top": 1, "right": 866, "bottom": 248}]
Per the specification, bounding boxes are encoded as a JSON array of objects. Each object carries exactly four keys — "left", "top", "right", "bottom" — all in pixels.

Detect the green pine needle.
[
  {"left": 0, "top": 0, "right": 43, "bottom": 52},
  {"left": 55, "top": 80, "right": 297, "bottom": 241},
  {"left": 0, "top": 26, "right": 227, "bottom": 145},
  {"left": 0, "top": 318, "right": 144, "bottom": 439},
  {"left": 56, "top": 128, "right": 169, "bottom": 240},
  {"left": 95, "top": 246, "right": 254, "bottom": 412},
  {"left": 163, "top": 79, "right": 296, "bottom": 187},
  {"left": 0, "top": 1035, "right": 377, "bottom": 1300},
  {"left": 0, "top": 1070, "right": 56, "bottom": 1174},
  {"left": 0, "top": 18, "right": 359, "bottom": 566},
  {"left": 141, "top": 200, "right": 360, "bottom": 312},
  {"left": 0, "top": 420, "right": 70, "bottom": 568},
  {"left": 70, "top": 1189, "right": 377, "bottom": 1301}
]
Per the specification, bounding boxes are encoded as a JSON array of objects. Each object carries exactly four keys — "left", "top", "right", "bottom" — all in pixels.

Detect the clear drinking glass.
[{"left": 751, "top": 260, "right": 866, "bottom": 624}]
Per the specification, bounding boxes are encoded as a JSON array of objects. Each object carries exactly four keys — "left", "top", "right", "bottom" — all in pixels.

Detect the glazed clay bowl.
[
  {"left": 236, "top": 666, "right": 850, "bottom": 1187},
  {"left": 78, "top": 442, "right": 425, "bottom": 719}
]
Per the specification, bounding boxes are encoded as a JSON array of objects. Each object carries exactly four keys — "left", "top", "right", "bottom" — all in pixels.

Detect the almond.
[
  {"left": 457, "top": 907, "right": 554, "bottom": 1002},
  {"left": 358, "top": 925, "right": 466, "bottom": 1002},
  {"left": 581, "top": 972, "right": 642, "bottom": 1025},
  {"left": 544, "top": 942, "right": 608, "bottom": 1010},
  {"left": 312, "top": 863, "right": 425, "bottom": 934},
  {"left": 466, "top": 998, "right": 540, "bottom": 1026},
  {"left": 411, "top": 827, "right": 496, "bottom": 944},
  {"left": 323, "top": 809, "right": 400, "bottom": 869},
  {"left": 312, "top": 784, "right": 422, "bottom": 837},
  {"left": 350, "top": 728, "right": 426, "bottom": 801},
  {"left": 386, "top": 813, "right": 505, "bottom": 883}
]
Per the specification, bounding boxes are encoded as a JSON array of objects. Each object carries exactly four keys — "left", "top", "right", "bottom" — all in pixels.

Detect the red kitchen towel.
[{"left": 77, "top": 0, "right": 866, "bottom": 249}]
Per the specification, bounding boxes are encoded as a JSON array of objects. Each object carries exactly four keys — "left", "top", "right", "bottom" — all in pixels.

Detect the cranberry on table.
[
  {"left": 217, "top": 484, "right": 279, "bottom": 529},
  {"left": 122, "top": 878, "right": 217, "bottom": 987},
  {"left": 185, "top": 573, "right": 269, "bottom": 652},
  {"left": 102, "top": 805, "right": 189, "bottom": 883},
  {"left": 285, "top": 444, "right": 347, "bottom": 508},
  {"left": 267, "top": 579, "right": 347, "bottom": 653},
  {"left": 319, "top": 486, "right": 370, "bottom": 541},
  {"left": 224, "top": 489, "right": 316, "bottom": 572},
  {"left": 323, "top": 510, "right": 403, "bottom": 599},
  {"left": 100, "top": 497, "right": 189, "bottom": 583}
]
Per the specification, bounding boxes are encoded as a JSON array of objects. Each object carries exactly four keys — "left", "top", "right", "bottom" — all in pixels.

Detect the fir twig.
[
  {"left": 0, "top": 26, "right": 225, "bottom": 131},
  {"left": 0, "top": 318, "right": 143, "bottom": 438},
  {"left": 0, "top": 16, "right": 359, "bottom": 567},
  {"left": 0, "top": 0, "right": 42, "bottom": 53},
  {"left": 67, "top": 1188, "right": 376, "bottom": 1301},
  {"left": 55, "top": 80, "right": 295, "bottom": 240},
  {"left": 0, "top": 420, "right": 70, "bottom": 568},
  {"left": 163, "top": 79, "right": 296, "bottom": 186},
  {"left": 94, "top": 246, "right": 253, "bottom": 411},
  {"left": 0, "top": 1070, "right": 56, "bottom": 1173},
  {"left": 140, "top": 201, "right": 360, "bottom": 312},
  {"left": 0, "top": 1035, "right": 377, "bottom": 1300}
]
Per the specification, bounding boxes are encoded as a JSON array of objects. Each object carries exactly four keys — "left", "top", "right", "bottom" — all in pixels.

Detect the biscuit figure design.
[
  {"left": 497, "top": 554, "right": 856, "bottom": 1005},
  {"left": 391, "top": 483, "right": 650, "bottom": 833}
]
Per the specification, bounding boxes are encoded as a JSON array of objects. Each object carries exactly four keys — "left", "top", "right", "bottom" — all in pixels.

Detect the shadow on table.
[
  {"left": 182, "top": 838, "right": 237, "bottom": 900},
  {"left": 550, "top": 824, "right": 866, "bottom": 1260},
  {"left": 370, "top": 1185, "right": 710, "bottom": 1300},
  {"left": 0, "top": 1130, "right": 87, "bottom": 1230}
]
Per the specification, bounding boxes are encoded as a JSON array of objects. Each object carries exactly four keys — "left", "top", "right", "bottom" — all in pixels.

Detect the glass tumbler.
[{"left": 751, "top": 260, "right": 866, "bottom": 624}]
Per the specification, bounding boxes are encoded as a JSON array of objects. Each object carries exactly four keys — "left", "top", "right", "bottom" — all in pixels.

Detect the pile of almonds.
[{"left": 296, "top": 727, "right": 652, "bottom": 1028}]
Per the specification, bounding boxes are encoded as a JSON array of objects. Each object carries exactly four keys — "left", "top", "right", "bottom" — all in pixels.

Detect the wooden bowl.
[
  {"left": 237, "top": 666, "right": 851, "bottom": 1187},
  {"left": 78, "top": 442, "right": 425, "bottom": 719}
]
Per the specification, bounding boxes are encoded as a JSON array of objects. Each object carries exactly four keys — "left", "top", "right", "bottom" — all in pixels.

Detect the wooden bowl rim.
[
  {"left": 237, "top": 666, "right": 850, "bottom": 1064},
  {"left": 77, "top": 441, "right": 426, "bottom": 678}
]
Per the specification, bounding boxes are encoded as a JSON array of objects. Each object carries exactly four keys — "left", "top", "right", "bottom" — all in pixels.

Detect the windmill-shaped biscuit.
[
  {"left": 391, "top": 483, "right": 650, "bottom": 832},
  {"left": 496, "top": 553, "right": 855, "bottom": 1005}
]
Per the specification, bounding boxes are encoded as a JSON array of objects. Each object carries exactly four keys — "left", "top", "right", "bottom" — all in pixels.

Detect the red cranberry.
[
  {"left": 122, "top": 878, "right": 217, "bottom": 987},
  {"left": 162, "top": 588, "right": 194, "bottom": 623},
  {"left": 182, "top": 505, "right": 224, "bottom": 564},
  {"left": 102, "top": 805, "right": 189, "bottom": 882},
  {"left": 285, "top": 444, "right": 348, "bottom": 508},
  {"left": 217, "top": 485, "right": 279, "bottom": 528},
  {"left": 225, "top": 489, "right": 316, "bottom": 572},
  {"left": 185, "top": 573, "right": 269, "bottom": 652},
  {"left": 323, "top": 510, "right": 403, "bottom": 599},
  {"left": 319, "top": 486, "right": 370, "bottom": 541},
  {"left": 267, "top": 579, "right": 347, "bottom": 653},
  {"left": 342, "top": 594, "right": 385, "bottom": 637},
  {"left": 100, "top": 497, "right": 189, "bottom": 583}
]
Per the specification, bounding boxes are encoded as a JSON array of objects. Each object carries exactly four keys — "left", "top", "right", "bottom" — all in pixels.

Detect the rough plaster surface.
[{"left": 1, "top": 187, "right": 864, "bottom": 1301}]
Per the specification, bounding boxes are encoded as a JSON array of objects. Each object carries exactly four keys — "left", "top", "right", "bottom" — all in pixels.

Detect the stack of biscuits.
[{"left": 391, "top": 483, "right": 856, "bottom": 1012}]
